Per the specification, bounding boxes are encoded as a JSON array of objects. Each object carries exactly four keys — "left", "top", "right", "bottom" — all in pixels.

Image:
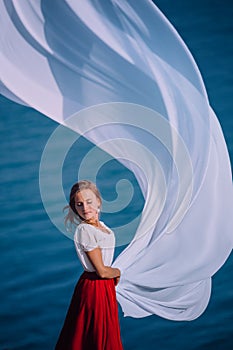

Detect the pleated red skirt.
[{"left": 55, "top": 271, "right": 124, "bottom": 350}]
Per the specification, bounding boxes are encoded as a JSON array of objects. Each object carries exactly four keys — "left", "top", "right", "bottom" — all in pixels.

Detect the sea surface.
[{"left": 1, "top": 1, "right": 233, "bottom": 349}]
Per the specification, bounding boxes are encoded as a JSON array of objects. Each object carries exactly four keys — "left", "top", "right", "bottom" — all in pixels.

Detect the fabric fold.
[{"left": 0, "top": 0, "right": 232, "bottom": 320}]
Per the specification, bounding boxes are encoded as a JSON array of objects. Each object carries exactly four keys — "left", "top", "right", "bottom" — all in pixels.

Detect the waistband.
[{"left": 80, "top": 271, "right": 102, "bottom": 280}]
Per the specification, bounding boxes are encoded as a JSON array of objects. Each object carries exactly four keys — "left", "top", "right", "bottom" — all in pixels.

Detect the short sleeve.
[{"left": 76, "top": 225, "right": 98, "bottom": 252}]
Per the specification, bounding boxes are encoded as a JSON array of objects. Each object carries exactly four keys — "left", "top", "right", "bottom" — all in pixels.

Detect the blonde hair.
[{"left": 64, "top": 180, "right": 102, "bottom": 230}]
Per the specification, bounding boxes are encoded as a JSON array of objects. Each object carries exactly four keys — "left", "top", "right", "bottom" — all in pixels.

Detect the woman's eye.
[
  {"left": 87, "top": 200, "right": 92, "bottom": 204},
  {"left": 75, "top": 202, "right": 82, "bottom": 207}
]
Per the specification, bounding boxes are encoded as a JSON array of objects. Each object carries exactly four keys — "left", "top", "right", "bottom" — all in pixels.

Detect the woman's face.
[{"left": 74, "top": 189, "right": 100, "bottom": 221}]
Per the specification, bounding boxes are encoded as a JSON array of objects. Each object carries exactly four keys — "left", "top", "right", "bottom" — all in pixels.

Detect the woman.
[{"left": 55, "top": 180, "right": 123, "bottom": 350}]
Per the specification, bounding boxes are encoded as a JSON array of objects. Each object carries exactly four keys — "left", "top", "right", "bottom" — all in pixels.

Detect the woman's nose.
[{"left": 83, "top": 202, "right": 89, "bottom": 211}]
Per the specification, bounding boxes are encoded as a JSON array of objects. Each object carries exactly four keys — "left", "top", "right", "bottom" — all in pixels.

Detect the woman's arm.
[{"left": 86, "top": 248, "right": 121, "bottom": 279}]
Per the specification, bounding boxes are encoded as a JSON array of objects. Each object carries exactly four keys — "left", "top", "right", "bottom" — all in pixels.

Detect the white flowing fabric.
[{"left": 1, "top": 0, "right": 233, "bottom": 320}]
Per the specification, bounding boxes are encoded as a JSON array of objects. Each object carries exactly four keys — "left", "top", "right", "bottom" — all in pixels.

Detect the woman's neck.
[
  {"left": 82, "top": 218, "right": 110, "bottom": 233},
  {"left": 82, "top": 217, "right": 100, "bottom": 227}
]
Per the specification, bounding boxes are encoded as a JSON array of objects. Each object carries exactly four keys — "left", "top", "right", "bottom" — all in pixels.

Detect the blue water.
[{"left": 1, "top": 1, "right": 233, "bottom": 349}]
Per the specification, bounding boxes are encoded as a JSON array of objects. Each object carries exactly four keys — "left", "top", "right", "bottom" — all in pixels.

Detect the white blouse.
[{"left": 74, "top": 222, "right": 115, "bottom": 272}]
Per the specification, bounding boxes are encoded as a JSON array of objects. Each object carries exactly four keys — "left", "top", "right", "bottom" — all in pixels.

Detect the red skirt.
[{"left": 55, "top": 271, "right": 124, "bottom": 350}]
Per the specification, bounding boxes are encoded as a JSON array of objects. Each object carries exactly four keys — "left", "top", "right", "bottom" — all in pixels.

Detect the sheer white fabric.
[{"left": 0, "top": 0, "right": 232, "bottom": 320}]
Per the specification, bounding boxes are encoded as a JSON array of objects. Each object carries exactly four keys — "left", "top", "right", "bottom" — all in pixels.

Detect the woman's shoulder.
[
  {"left": 74, "top": 223, "right": 97, "bottom": 245},
  {"left": 75, "top": 222, "right": 93, "bottom": 236},
  {"left": 75, "top": 222, "right": 98, "bottom": 239},
  {"left": 75, "top": 221, "right": 113, "bottom": 237},
  {"left": 77, "top": 221, "right": 111, "bottom": 230},
  {"left": 76, "top": 222, "right": 96, "bottom": 231}
]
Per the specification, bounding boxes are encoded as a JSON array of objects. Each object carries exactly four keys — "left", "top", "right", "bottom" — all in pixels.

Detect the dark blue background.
[{"left": 0, "top": 1, "right": 233, "bottom": 349}]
